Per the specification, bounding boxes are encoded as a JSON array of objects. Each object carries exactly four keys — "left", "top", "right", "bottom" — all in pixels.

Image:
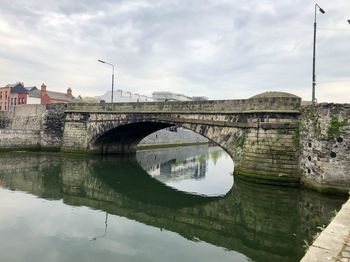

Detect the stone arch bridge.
[{"left": 63, "top": 92, "right": 301, "bottom": 185}]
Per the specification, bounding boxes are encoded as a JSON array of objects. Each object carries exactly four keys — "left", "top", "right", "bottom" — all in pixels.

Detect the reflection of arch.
[{"left": 91, "top": 157, "right": 224, "bottom": 207}]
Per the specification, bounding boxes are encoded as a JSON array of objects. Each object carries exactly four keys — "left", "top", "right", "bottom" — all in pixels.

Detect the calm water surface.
[{"left": 0, "top": 145, "right": 346, "bottom": 262}]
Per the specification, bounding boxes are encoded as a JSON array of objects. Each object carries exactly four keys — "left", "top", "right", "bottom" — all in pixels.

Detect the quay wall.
[
  {"left": 300, "top": 104, "right": 350, "bottom": 194},
  {"left": 0, "top": 104, "right": 66, "bottom": 150},
  {"left": 0, "top": 129, "right": 41, "bottom": 150}
]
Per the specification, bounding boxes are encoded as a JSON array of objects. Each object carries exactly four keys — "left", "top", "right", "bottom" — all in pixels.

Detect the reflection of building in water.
[
  {"left": 145, "top": 155, "right": 207, "bottom": 183},
  {"left": 147, "top": 164, "right": 161, "bottom": 177}
]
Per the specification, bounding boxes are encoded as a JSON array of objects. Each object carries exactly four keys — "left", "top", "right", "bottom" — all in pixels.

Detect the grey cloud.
[{"left": 0, "top": 0, "right": 349, "bottom": 101}]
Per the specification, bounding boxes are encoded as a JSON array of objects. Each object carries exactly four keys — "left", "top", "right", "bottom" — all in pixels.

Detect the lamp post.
[
  {"left": 312, "top": 4, "right": 326, "bottom": 104},
  {"left": 98, "top": 59, "right": 115, "bottom": 103},
  {"left": 312, "top": 4, "right": 325, "bottom": 104}
]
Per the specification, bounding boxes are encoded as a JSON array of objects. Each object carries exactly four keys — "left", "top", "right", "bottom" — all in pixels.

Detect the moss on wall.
[
  {"left": 327, "top": 116, "right": 344, "bottom": 140},
  {"left": 291, "top": 120, "right": 301, "bottom": 151}
]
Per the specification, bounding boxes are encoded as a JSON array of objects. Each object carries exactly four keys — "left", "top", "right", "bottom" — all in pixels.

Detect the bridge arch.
[{"left": 87, "top": 119, "right": 244, "bottom": 161}]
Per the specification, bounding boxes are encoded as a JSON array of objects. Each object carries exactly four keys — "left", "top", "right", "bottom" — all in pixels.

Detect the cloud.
[{"left": 0, "top": 0, "right": 349, "bottom": 102}]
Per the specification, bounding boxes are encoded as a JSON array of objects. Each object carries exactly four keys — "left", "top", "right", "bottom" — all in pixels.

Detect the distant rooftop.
[
  {"left": 250, "top": 91, "right": 300, "bottom": 99},
  {"left": 46, "top": 90, "right": 75, "bottom": 101}
]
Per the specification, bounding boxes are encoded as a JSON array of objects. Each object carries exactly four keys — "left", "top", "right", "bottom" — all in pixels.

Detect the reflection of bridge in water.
[{"left": 0, "top": 154, "right": 344, "bottom": 262}]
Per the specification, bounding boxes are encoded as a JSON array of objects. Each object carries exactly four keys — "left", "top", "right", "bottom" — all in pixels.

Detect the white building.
[
  {"left": 152, "top": 91, "right": 192, "bottom": 102},
  {"left": 98, "top": 90, "right": 153, "bottom": 103},
  {"left": 24, "top": 86, "right": 41, "bottom": 104}
]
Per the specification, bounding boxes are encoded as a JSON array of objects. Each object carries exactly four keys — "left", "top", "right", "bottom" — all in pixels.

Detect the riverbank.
[{"left": 301, "top": 196, "right": 350, "bottom": 262}]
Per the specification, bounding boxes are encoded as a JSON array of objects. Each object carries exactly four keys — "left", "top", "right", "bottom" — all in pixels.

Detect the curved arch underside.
[
  {"left": 89, "top": 120, "right": 244, "bottom": 162},
  {"left": 90, "top": 122, "right": 173, "bottom": 154}
]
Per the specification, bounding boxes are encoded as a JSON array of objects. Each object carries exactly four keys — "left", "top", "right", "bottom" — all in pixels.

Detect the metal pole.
[
  {"left": 111, "top": 66, "right": 114, "bottom": 103},
  {"left": 98, "top": 59, "right": 115, "bottom": 104},
  {"left": 312, "top": 4, "right": 325, "bottom": 104},
  {"left": 312, "top": 17, "right": 317, "bottom": 104}
]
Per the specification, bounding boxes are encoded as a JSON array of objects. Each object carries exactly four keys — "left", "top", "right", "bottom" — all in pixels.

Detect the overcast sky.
[{"left": 0, "top": 0, "right": 349, "bottom": 102}]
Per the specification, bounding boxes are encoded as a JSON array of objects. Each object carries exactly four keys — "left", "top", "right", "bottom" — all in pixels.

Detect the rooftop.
[{"left": 250, "top": 91, "right": 300, "bottom": 99}]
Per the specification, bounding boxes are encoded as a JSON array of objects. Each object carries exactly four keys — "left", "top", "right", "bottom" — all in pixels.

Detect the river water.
[{"left": 0, "top": 145, "right": 346, "bottom": 262}]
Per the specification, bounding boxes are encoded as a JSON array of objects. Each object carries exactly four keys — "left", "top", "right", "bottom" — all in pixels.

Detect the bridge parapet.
[{"left": 66, "top": 95, "right": 300, "bottom": 114}]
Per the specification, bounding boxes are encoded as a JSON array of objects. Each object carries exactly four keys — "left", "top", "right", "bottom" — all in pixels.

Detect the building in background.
[
  {"left": 192, "top": 96, "right": 208, "bottom": 101},
  {"left": 9, "top": 83, "right": 29, "bottom": 109},
  {"left": 152, "top": 91, "right": 192, "bottom": 102},
  {"left": 25, "top": 87, "right": 41, "bottom": 104},
  {"left": 0, "top": 84, "right": 12, "bottom": 111},
  {"left": 97, "top": 90, "right": 208, "bottom": 103},
  {"left": 40, "top": 83, "right": 75, "bottom": 104},
  {"left": 98, "top": 89, "right": 153, "bottom": 103},
  {"left": 0, "top": 82, "right": 31, "bottom": 111}
]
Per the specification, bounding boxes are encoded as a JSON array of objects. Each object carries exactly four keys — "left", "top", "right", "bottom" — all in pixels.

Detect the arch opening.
[
  {"left": 89, "top": 121, "right": 240, "bottom": 161},
  {"left": 90, "top": 122, "right": 173, "bottom": 154}
]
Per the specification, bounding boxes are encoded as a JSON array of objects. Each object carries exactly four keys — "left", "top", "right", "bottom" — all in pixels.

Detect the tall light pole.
[
  {"left": 98, "top": 59, "right": 115, "bottom": 103},
  {"left": 312, "top": 4, "right": 325, "bottom": 104}
]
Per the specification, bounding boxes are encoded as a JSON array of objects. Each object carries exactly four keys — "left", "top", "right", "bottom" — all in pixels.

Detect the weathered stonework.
[
  {"left": 0, "top": 104, "right": 66, "bottom": 150},
  {"left": 0, "top": 129, "right": 41, "bottom": 150},
  {"left": 300, "top": 103, "right": 350, "bottom": 193},
  {"left": 62, "top": 94, "right": 301, "bottom": 185},
  {"left": 1, "top": 95, "right": 350, "bottom": 190}
]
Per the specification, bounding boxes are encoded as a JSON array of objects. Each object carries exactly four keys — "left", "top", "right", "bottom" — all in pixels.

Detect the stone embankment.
[
  {"left": 0, "top": 104, "right": 66, "bottom": 151},
  {"left": 300, "top": 103, "right": 350, "bottom": 194},
  {"left": 301, "top": 197, "right": 350, "bottom": 262}
]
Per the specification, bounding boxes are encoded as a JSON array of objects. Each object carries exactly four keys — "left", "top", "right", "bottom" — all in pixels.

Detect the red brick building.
[
  {"left": 40, "top": 83, "right": 75, "bottom": 104},
  {"left": 0, "top": 83, "right": 28, "bottom": 111},
  {"left": 9, "top": 83, "right": 28, "bottom": 109},
  {"left": 0, "top": 85, "right": 10, "bottom": 111}
]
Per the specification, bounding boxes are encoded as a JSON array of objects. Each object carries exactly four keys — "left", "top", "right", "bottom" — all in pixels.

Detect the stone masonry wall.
[
  {"left": 300, "top": 103, "right": 350, "bottom": 193},
  {"left": 0, "top": 129, "right": 41, "bottom": 150},
  {"left": 0, "top": 112, "right": 8, "bottom": 129},
  {"left": 0, "top": 104, "right": 66, "bottom": 150},
  {"left": 66, "top": 95, "right": 300, "bottom": 114}
]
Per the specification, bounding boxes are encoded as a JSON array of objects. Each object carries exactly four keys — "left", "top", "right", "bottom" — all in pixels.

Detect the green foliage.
[
  {"left": 290, "top": 120, "right": 301, "bottom": 151},
  {"left": 210, "top": 150, "right": 222, "bottom": 165},
  {"left": 236, "top": 132, "right": 246, "bottom": 148},
  {"left": 196, "top": 154, "right": 207, "bottom": 164},
  {"left": 303, "top": 224, "right": 326, "bottom": 253},
  {"left": 271, "top": 137, "right": 281, "bottom": 146},
  {"left": 314, "top": 118, "right": 321, "bottom": 138},
  {"left": 327, "top": 116, "right": 344, "bottom": 140},
  {"left": 303, "top": 240, "right": 310, "bottom": 252}
]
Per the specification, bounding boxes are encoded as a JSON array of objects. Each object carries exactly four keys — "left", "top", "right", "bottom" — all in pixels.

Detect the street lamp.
[
  {"left": 98, "top": 59, "right": 115, "bottom": 103},
  {"left": 312, "top": 3, "right": 325, "bottom": 104}
]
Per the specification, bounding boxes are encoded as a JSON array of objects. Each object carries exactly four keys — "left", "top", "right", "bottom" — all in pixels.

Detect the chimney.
[
  {"left": 67, "top": 87, "right": 72, "bottom": 96},
  {"left": 41, "top": 83, "right": 47, "bottom": 96}
]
